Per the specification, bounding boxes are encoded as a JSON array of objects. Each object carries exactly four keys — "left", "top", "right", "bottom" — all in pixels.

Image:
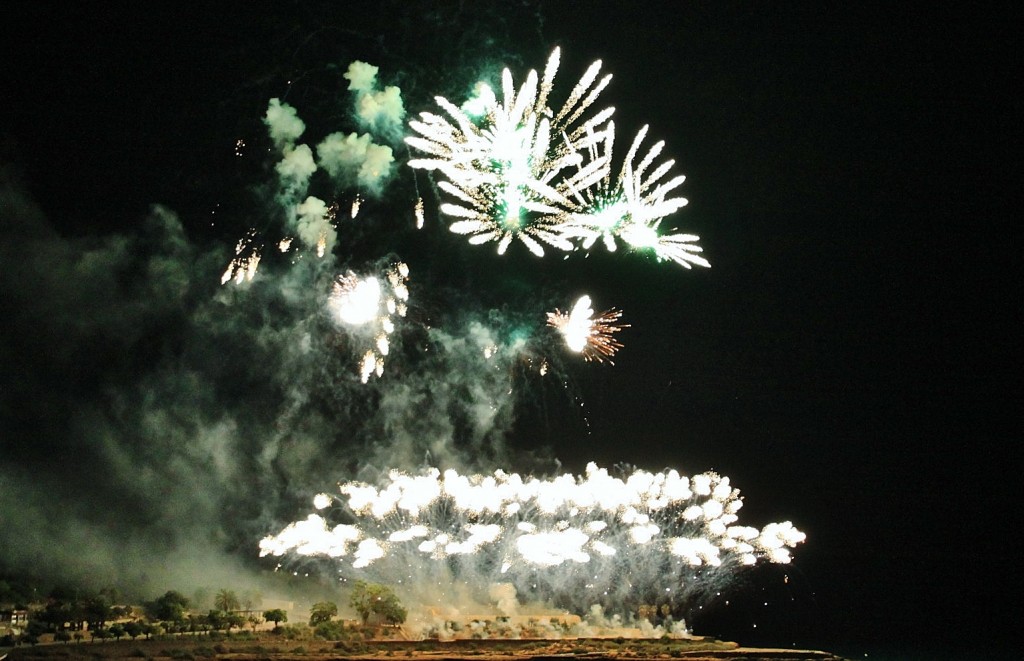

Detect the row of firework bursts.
[{"left": 260, "top": 464, "right": 804, "bottom": 615}]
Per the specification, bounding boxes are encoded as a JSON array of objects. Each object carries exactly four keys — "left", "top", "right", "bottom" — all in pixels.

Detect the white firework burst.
[
  {"left": 328, "top": 261, "right": 410, "bottom": 383},
  {"left": 557, "top": 125, "right": 711, "bottom": 269},
  {"left": 406, "top": 48, "right": 613, "bottom": 256},
  {"left": 260, "top": 463, "right": 804, "bottom": 618},
  {"left": 547, "top": 295, "right": 628, "bottom": 363},
  {"left": 407, "top": 49, "right": 710, "bottom": 269}
]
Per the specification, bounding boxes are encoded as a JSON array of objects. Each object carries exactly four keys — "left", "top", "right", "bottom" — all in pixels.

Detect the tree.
[
  {"left": 109, "top": 624, "right": 125, "bottom": 640},
  {"left": 377, "top": 596, "right": 407, "bottom": 627},
  {"left": 348, "top": 581, "right": 406, "bottom": 626},
  {"left": 55, "top": 630, "right": 72, "bottom": 644},
  {"left": 205, "top": 610, "right": 227, "bottom": 632},
  {"left": 226, "top": 611, "right": 247, "bottom": 631},
  {"left": 91, "top": 628, "right": 112, "bottom": 642},
  {"left": 263, "top": 608, "right": 287, "bottom": 629},
  {"left": 313, "top": 620, "right": 346, "bottom": 640},
  {"left": 123, "top": 621, "right": 144, "bottom": 639},
  {"left": 83, "top": 594, "right": 112, "bottom": 631},
  {"left": 308, "top": 601, "right": 338, "bottom": 626},
  {"left": 146, "top": 591, "right": 191, "bottom": 623},
  {"left": 214, "top": 589, "right": 240, "bottom": 613}
]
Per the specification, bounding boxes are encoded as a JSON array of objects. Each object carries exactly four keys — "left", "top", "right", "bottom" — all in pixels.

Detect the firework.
[
  {"left": 328, "top": 262, "right": 410, "bottom": 382},
  {"left": 547, "top": 295, "right": 627, "bottom": 363},
  {"left": 406, "top": 48, "right": 613, "bottom": 256},
  {"left": 260, "top": 463, "right": 804, "bottom": 618},
  {"left": 220, "top": 228, "right": 263, "bottom": 285},
  {"left": 406, "top": 49, "right": 709, "bottom": 268},
  {"left": 557, "top": 125, "right": 711, "bottom": 269}
]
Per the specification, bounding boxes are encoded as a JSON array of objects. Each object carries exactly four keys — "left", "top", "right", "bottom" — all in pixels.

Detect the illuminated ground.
[{"left": 2, "top": 635, "right": 850, "bottom": 661}]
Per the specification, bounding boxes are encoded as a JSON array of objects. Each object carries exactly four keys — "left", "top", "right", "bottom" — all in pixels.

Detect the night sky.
[{"left": 1, "top": 3, "right": 1018, "bottom": 660}]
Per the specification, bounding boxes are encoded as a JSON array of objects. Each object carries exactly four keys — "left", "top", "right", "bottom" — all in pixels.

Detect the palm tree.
[{"left": 214, "top": 589, "right": 240, "bottom": 612}]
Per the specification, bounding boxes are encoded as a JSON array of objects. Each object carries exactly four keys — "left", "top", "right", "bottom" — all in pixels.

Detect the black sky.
[{"left": 2, "top": 3, "right": 1018, "bottom": 659}]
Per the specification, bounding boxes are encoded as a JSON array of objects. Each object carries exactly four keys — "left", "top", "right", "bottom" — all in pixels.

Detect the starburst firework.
[
  {"left": 406, "top": 48, "right": 613, "bottom": 256},
  {"left": 406, "top": 49, "right": 709, "bottom": 268},
  {"left": 547, "top": 295, "right": 628, "bottom": 363}
]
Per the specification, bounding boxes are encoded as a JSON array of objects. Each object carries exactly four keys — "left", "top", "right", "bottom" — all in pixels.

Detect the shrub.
[{"left": 313, "top": 620, "right": 346, "bottom": 640}]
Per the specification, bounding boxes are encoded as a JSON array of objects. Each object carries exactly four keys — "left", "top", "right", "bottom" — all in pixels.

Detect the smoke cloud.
[
  {"left": 294, "top": 195, "right": 336, "bottom": 255},
  {"left": 0, "top": 159, "right": 531, "bottom": 598},
  {"left": 344, "top": 60, "right": 407, "bottom": 141},
  {"left": 316, "top": 132, "right": 394, "bottom": 196},
  {"left": 264, "top": 98, "right": 306, "bottom": 149}
]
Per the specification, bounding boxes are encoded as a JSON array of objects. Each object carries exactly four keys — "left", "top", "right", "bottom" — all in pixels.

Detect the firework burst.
[
  {"left": 407, "top": 49, "right": 709, "bottom": 268},
  {"left": 328, "top": 262, "right": 410, "bottom": 382},
  {"left": 547, "top": 295, "right": 628, "bottom": 363},
  {"left": 260, "top": 463, "right": 804, "bottom": 619},
  {"left": 406, "top": 48, "right": 614, "bottom": 256}
]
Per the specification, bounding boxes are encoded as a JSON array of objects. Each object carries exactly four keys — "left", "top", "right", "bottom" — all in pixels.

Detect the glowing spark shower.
[
  {"left": 220, "top": 228, "right": 262, "bottom": 285},
  {"left": 328, "top": 262, "right": 410, "bottom": 382},
  {"left": 547, "top": 295, "right": 628, "bottom": 363},
  {"left": 261, "top": 463, "right": 804, "bottom": 617}
]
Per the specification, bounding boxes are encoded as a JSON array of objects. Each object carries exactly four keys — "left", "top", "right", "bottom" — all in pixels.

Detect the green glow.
[
  {"left": 592, "top": 200, "right": 628, "bottom": 231},
  {"left": 461, "top": 82, "right": 496, "bottom": 119}
]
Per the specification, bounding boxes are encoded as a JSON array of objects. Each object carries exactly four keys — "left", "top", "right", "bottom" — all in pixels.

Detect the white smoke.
[
  {"left": 295, "top": 195, "right": 335, "bottom": 255},
  {"left": 275, "top": 144, "right": 318, "bottom": 197},
  {"left": 344, "top": 60, "right": 406, "bottom": 140},
  {"left": 316, "top": 132, "right": 394, "bottom": 196},
  {"left": 264, "top": 98, "right": 306, "bottom": 149}
]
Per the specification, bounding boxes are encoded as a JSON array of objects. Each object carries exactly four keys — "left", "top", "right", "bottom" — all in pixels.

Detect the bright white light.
[
  {"left": 261, "top": 463, "right": 805, "bottom": 618},
  {"left": 332, "top": 276, "right": 381, "bottom": 325}
]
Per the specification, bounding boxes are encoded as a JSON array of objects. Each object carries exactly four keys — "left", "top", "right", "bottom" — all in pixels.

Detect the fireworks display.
[
  {"left": 328, "top": 262, "right": 410, "bottom": 383},
  {"left": 261, "top": 464, "right": 804, "bottom": 618},
  {"left": 547, "top": 295, "right": 628, "bottom": 363},
  {"left": 406, "top": 48, "right": 710, "bottom": 267},
  {"left": 209, "top": 44, "right": 802, "bottom": 629}
]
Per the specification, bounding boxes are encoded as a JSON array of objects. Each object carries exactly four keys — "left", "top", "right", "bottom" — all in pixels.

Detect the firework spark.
[
  {"left": 328, "top": 262, "right": 410, "bottom": 382},
  {"left": 547, "top": 295, "right": 627, "bottom": 363},
  {"left": 261, "top": 463, "right": 804, "bottom": 618},
  {"left": 220, "top": 228, "right": 262, "bottom": 285}
]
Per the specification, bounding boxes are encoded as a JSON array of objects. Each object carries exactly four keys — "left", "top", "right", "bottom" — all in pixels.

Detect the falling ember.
[
  {"left": 220, "top": 229, "right": 262, "bottom": 285},
  {"left": 414, "top": 197, "right": 425, "bottom": 229},
  {"left": 351, "top": 194, "right": 363, "bottom": 218},
  {"left": 547, "top": 295, "right": 628, "bottom": 363}
]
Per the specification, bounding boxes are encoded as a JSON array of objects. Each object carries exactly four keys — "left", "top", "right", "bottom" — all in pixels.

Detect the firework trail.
[{"left": 261, "top": 464, "right": 804, "bottom": 619}]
